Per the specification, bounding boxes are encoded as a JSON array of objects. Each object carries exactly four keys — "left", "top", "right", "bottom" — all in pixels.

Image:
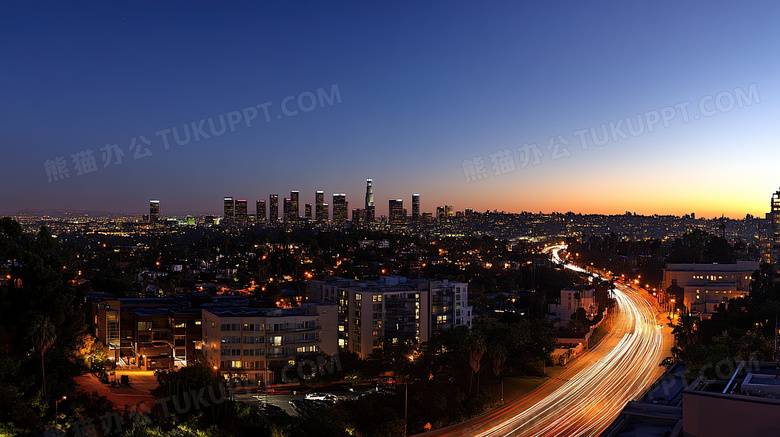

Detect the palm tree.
[
  {"left": 468, "top": 335, "right": 486, "bottom": 396},
  {"left": 491, "top": 345, "right": 507, "bottom": 404},
  {"left": 29, "top": 315, "right": 57, "bottom": 400},
  {"left": 670, "top": 314, "right": 697, "bottom": 350}
]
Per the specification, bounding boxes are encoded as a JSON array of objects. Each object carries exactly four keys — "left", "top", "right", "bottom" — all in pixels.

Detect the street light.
[{"left": 55, "top": 395, "right": 66, "bottom": 427}]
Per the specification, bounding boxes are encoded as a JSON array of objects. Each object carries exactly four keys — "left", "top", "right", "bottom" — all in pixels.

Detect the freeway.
[{"left": 426, "top": 245, "right": 670, "bottom": 436}]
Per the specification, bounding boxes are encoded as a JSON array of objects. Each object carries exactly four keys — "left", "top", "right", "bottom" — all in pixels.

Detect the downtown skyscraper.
[
  {"left": 269, "top": 194, "right": 279, "bottom": 222},
  {"left": 365, "top": 178, "right": 375, "bottom": 222},
  {"left": 256, "top": 200, "right": 266, "bottom": 222},
  {"left": 235, "top": 199, "right": 248, "bottom": 225},
  {"left": 412, "top": 194, "right": 420, "bottom": 222},
  {"left": 389, "top": 199, "right": 404, "bottom": 225},
  {"left": 223, "top": 197, "right": 234, "bottom": 224},
  {"left": 290, "top": 190, "right": 300, "bottom": 221},
  {"left": 149, "top": 200, "right": 160, "bottom": 223},
  {"left": 333, "top": 194, "right": 348, "bottom": 224},
  {"left": 315, "top": 191, "right": 324, "bottom": 222},
  {"left": 283, "top": 197, "right": 294, "bottom": 222}
]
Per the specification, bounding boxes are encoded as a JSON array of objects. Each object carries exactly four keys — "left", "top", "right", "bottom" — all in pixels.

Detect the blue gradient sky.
[{"left": 1, "top": 1, "right": 779, "bottom": 218}]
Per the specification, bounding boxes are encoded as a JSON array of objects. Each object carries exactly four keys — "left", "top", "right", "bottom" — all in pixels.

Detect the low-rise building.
[
  {"left": 86, "top": 293, "right": 273, "bottom": 370},
  {"left": 548, "top": 287, "right": 597, "bottom": 321},
  {"left": 201, "top": 303, "right": 337, "bottom": 384},
  {"left": 661, "top": 261, "right": 758, "bottom": 317}
]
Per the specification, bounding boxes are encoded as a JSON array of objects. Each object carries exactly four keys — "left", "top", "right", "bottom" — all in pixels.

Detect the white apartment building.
[{"left": 549, "top": 287, "right": 597, "bottom": 321}]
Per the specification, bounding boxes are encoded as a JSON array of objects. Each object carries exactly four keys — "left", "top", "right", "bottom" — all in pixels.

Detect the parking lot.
[{"left": 233, "top": 384, "right": 381, "bottom": 417}]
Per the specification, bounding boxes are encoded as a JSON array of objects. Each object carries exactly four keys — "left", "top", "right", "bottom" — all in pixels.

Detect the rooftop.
[
  {"left": 664, "top": 260, "right": 760, "bottom": 272},
  {"left": 204, "top": 303, "right": 334, "bottom": 319}
]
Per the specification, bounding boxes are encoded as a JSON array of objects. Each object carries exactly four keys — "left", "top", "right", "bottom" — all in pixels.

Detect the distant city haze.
[{"left": 1, "top": 2, "right": 779, "bottom": 218}]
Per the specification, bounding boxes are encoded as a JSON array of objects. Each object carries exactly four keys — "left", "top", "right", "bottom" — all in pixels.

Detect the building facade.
[
  {"left": 223, "top": 197, "right": 234, "bottom": 224},
  {"left": 389, "top": 199, "right": 404, "bottom": 226},
  {"left": 662, "top": 261, "right": 758, "bottom": 317},
  {"left": 365, "top": 178, "right": 375, "bottom": 222},
  {"left": 315, "top": 191, "right": 324, "bottom": 222},
  {"left": 307, "top": 276, "right": 472, "bottom": 358},
  {"left": 771, "top": 188, "right": 780, "bottom": 271},
  {"left": 201, "top": 303, "right": 337, "bottom": 384},
  {"left": 269, "top": 194, "right": 279, "bottom": 222},
  {"left": 290, "top": 190, "right": 300, "bottom": 221},
  {"left": 235, "top": 199, "right": 248, "bottom": 225},
  {"left": 283, "top": 198, "right": 294, "bottom": 222},
  {"left": 256, "top": 200, "right": 266, "bottom": 222},
  {"left": 333, "top": 194, "right": 348, "bottom": 224},
  {"left": 149, "top": 200, "right": 160, "bottom": 223},
  {"left": 548, "top": 287, "right": 597, "bottom": 321}
]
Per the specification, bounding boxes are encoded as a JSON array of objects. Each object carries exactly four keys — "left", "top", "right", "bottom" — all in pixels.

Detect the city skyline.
[
  {"left": 2, "top": 3, "right": 780, "bottom": 218},
  {"left": 5, "top": 3, "right": 780, "bottom": 436},
  {"left": 10, "top": 179, "right": 780, "bottom": 221}
]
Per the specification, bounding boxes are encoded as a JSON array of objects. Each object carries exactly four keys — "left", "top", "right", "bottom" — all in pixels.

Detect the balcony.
[
  {"left": 265, "top": 325, "right": 321, "bottom": 333},
  {"left": 268, "top": 337, "right": 320, "bottom": 346}
]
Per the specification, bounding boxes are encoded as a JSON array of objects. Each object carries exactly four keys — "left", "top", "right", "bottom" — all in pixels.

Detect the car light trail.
[{"left": 471, "top": 245, "right": 665, "bottom": 436}]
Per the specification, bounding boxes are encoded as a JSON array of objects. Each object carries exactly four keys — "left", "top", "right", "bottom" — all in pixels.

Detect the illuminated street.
[{"left": 426, "top": 246, "right": 670, "bottom": 436}]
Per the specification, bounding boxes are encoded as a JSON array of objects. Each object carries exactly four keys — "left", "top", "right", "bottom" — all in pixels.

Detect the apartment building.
[
  {"left": 308, "top": 276, "right": 472, "bottom": 358},
  {"left": 86, "top": 293, "right": 272, "bottom": 370},
  {"left": 201, "top": 303, "right": 337, "bottom": 384}
]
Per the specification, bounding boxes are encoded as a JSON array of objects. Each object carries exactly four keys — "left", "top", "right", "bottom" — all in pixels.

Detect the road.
[
  {"left": 73, "top": 372, "right": 156, "bottom": 411},
  {"left": 424, "top": 245, "right": 669, "bottom": 436},
  {"left": 234, "top": 385, "right": 376, "bottom": 416}
]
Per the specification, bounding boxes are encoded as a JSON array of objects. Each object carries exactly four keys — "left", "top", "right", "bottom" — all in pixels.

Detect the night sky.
[{"left": 2, "top": 2, "right": 779, "bottom": 217}]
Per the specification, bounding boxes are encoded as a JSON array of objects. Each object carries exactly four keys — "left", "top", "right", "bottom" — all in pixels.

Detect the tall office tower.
[
  {"left": 235, "top": 200, "right": 248, "bottom": 225},
  {"left": 256, "top": 200, "right": 266, "bottom": 222},
  {"left": 436, "top": 206, "right": 445, "bottom": 223},
  {"left": 149, "top": 200, "right": 160, "bottom": 223},
  {"left": 465, "top": 208, "right": 473, "bottom": 219},
  {"left": 365, "top": 178, "right": 375, "bottom": 222},
  {"left": 444, "top": 204, "right": 454, "bottom": 217},
  {"left": 771, "top": 188, "right": 780, "bottom": 272},
  {"left": 333, "top": 194, "right": 348, "bottom": 224},
  {"left": 322, "top": 203, "right": 330, "bottom": 221},
  {"left": 389, "top": 199, "right": 404, "bottom": 225},
  {"left": 412, "top": 194, "right": 420, "bottom": 221},
  {"left": 283, "top": 198, "right": 294, "bottom": 222},
  {"left": 291, "top": 190, "right": 300, "bottom": 220},
  {"left": 269, "top": 194, "right": 279, "bottom": 222},
  {"left": 224, "top": 197, "right": 235, "bottom": 224},
  {"left": 315, "top": 191, "right": 324, "bottom": 221},
  {"left": 305, "top": 203, "right": 312, "bottom": 220},
  {"left": 352, "top": 208, "right": 365, "bottom": 223}
]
